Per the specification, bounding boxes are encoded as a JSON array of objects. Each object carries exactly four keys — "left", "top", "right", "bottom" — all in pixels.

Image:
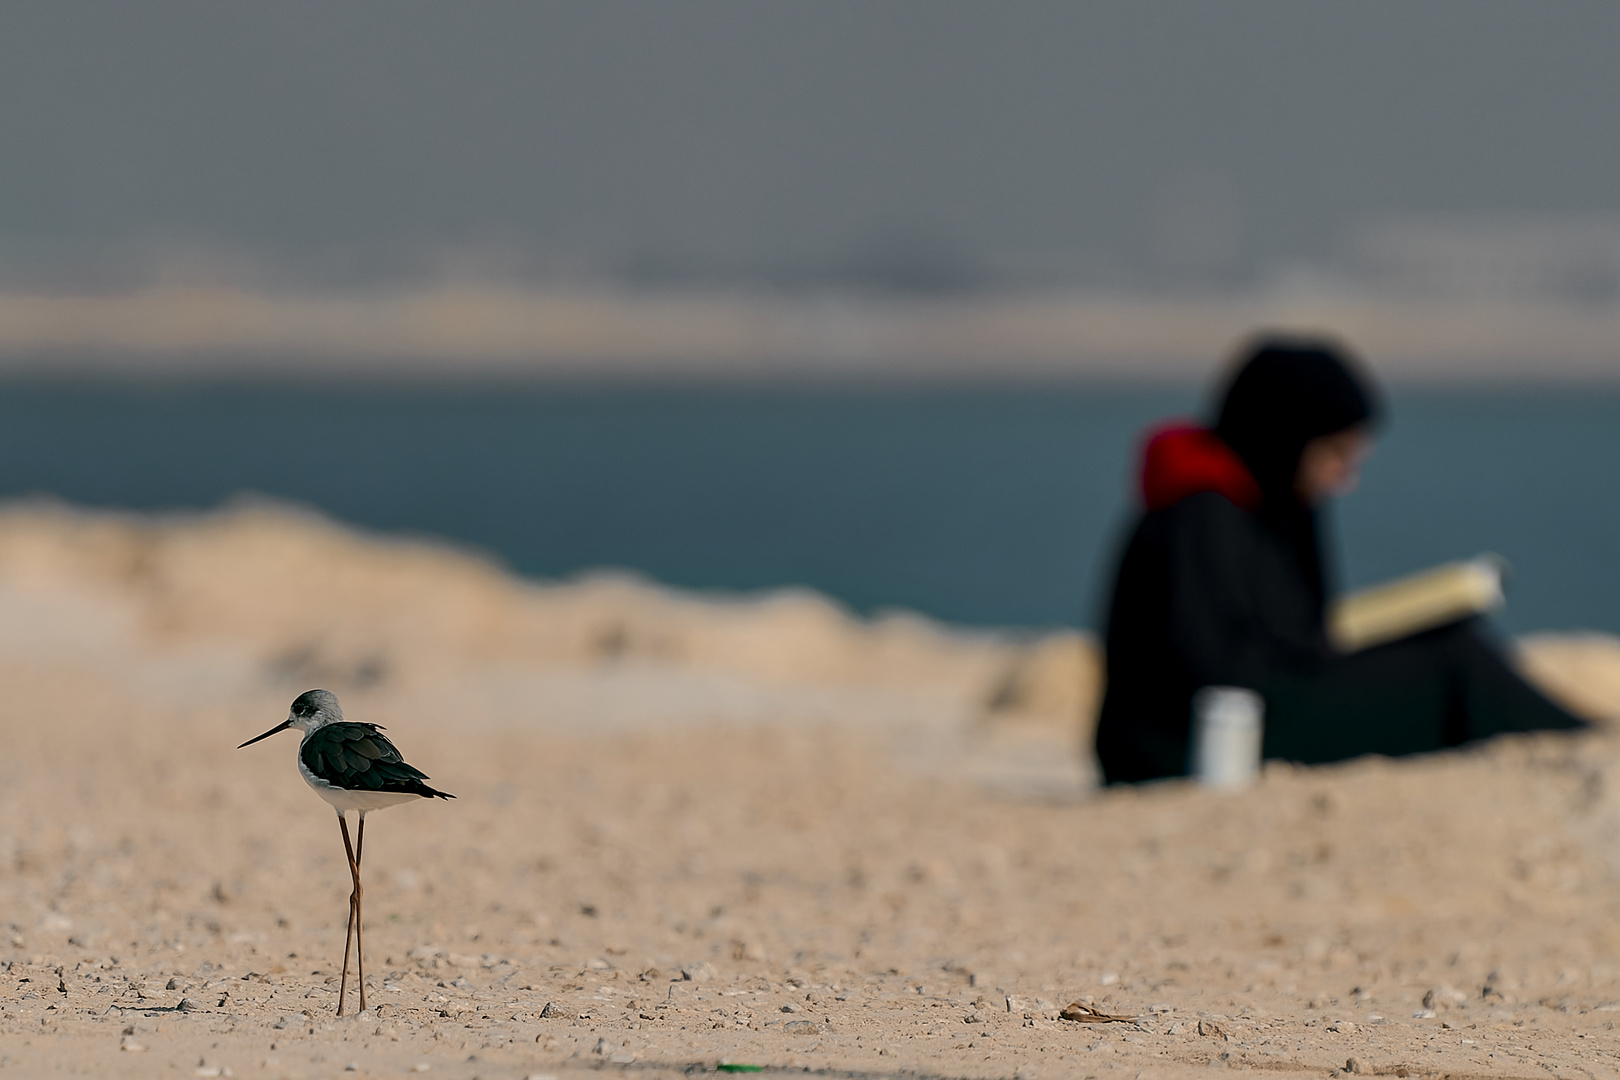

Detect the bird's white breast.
[{"left": 297, "top": 748, "right": 418, "bottom": 814}]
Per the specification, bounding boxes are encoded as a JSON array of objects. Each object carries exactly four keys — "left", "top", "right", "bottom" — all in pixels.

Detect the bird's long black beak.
[{"left": 238, "top": 719, "right": 293, "bottom": 749}]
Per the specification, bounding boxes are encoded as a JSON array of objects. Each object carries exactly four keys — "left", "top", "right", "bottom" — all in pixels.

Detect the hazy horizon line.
[{"left": 2, "top": 279, "right": 1619, "bottom": 384}]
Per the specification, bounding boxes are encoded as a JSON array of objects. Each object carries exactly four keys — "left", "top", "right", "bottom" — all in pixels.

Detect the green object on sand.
[{"left": 717, "top": 1066, "right": 764, "bottom": 1073}]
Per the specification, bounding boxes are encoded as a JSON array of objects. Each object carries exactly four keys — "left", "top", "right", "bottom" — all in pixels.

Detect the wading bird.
[{"left": 239, "top": 689, "right": 453, "bottom": 1015}]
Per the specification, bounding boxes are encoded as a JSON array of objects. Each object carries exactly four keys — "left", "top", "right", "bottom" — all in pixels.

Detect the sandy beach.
[{"left": 5, "top": 502, "right": 1620, "bottom": 1079}]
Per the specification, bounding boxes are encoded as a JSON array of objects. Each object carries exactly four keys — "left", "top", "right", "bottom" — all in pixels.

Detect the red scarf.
[{"left": 1139, "top": 420, "right": 1261, "bottom": 512}]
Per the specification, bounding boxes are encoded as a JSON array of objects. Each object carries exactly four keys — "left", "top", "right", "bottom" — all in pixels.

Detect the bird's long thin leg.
[
  {"left": 338, "top": 813, "right": 360, "bottom": 1016},
  {"left": 355, "top": 812, "right": 367, "bottom": 1014}
]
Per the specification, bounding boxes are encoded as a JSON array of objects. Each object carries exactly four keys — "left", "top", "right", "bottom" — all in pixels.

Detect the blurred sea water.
[{"left": 2, "top": 379, "right": 1615, "bottom": 635}]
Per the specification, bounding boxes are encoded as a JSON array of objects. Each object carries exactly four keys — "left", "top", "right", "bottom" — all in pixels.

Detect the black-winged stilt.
[{"left": 239, "top": 689, "right": 453, "bottom": 1015}]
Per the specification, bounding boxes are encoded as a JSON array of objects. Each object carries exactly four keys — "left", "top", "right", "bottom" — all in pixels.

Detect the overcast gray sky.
[{"left": 4, "top": 1, "right": 1619, "bottom": 287}]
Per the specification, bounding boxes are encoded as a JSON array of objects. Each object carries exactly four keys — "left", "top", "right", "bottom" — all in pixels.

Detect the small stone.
[
  {"left": 680, "top": 963, "right": 717, "bottom": 982},
  {"left": 783, "top": 1019, "right": 822, "bottom": 1034},
  {"left": 1423, "top": 985, "right": 1467, "bottom": 1011},
  {"left": 538, "top": 1001, "right": 563, "bottom": 1018},
  {"left": 274, "top": 1013, "right": 308, "bottom": 1030},
  {"left": 609, "top": 1052, "right": 636, "bottom": 1064},
  {"left": 965, "top": 1010, "right": 985, "bottom": 1024},
  {"left": 166, "top": 978, "right": 181, "bottom": 991},
  {"left": 1329, "top": 1020, "right": 1358, "bottom": 1034},
  {"left": 780, "top": 1003, "right": 800, "bottom": 1013},
  {"left": 178, "top": 997, "right": 201, "bottom": 1012},
  {"left": 344, "top": 1063, "right": 358, "bottom": 1072},
  {"left": 591, "top": 1038, "right": 609, "bottom": 1055},
  {"left": 1345, "top": 1057, "right": 1363, "bottom": 1075},
  {"left": 120, "top": 1036, "right": 146, "bottom": 1052},
  {"left": 1198, "top": 1018, "right": 1228, "bottom": 1039}
]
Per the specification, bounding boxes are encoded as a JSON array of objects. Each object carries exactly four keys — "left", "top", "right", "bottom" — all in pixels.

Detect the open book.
[{"left": 1328, "top": 555, "right": 1507, "bottom": 653}]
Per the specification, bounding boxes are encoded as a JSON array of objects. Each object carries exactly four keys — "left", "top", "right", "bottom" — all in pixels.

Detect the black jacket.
[{"left": 1094, "top": 491, "right": 1332, "bottom": 783}]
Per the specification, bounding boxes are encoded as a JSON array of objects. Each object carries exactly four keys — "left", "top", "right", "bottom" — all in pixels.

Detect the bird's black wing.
[{"left": 300, "top": 722, "right": 455, "bottom": 799}]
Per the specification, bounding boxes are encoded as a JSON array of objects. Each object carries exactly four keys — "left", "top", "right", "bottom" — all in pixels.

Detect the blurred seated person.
[{"left": 1094, "top": 335, "right": 1583, "bottom": 785}]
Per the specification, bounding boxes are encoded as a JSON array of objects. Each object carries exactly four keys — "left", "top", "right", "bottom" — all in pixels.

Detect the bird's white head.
[{"left": 238, "top": 689, "right": 344, "bottom": 748}]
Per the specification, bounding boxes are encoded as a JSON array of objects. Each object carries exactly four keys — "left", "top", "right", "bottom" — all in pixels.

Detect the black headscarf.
[
  {"left": 1212, "top": 336, "right": 1382, "bottom": 601},
  {"left": 1215, "top": 337, "right": 1381, "bottom": 503}
]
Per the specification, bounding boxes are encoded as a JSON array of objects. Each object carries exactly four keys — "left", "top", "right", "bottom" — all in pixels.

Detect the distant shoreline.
[{"left": 3, "top": 283, "right": 1620, "bottom": 382}]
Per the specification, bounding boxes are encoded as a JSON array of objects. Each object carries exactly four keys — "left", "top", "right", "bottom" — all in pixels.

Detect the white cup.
[{"left": 1190, "top": 686, "right": 1264, "bottom": 790}]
